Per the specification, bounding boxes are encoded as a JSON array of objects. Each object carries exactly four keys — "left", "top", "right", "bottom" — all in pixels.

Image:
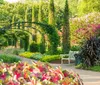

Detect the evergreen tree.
[
  {"left": 48, "top": 0, "right": 55, "bottom": 26},
  {"left": 32, "top": 5, "right": 37, "bottom": 42},
  {"left": 38, "top": 0, "right": 43, "bottom": 22},
  {"left": 25, "top": 7, "right": 28, "bottom": 27},
  {"left": 32, "top": 5, "right": 36, "bottom": 23},
  {"left": 38, "top": 0, "right": 45, "bottom": 53},
  {"left": 62, "top": 0, "right": 70, "bottom": 53}
]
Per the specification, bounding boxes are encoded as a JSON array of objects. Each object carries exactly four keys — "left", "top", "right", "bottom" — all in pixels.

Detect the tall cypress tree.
[
  {"left": 25, "top": 7, "right": 28, "bottom": 28},
  {"left": 48, "top": 0, "right": 55, "bottom": 26},
  {"left": 20, "top": 7, "right": 28, "bottom": 49},
  {"left": 38, "top": 0, "right": 43, "bottom": 22},
  {"left": 38, "top": 0, "right": 45, "bottom": 53},
  {"left": 32, "top": 5, "right": 36, "bottom": 23},
  {"left": 62, "top": 0, "right": 70, "bottom": 53},
  {"left": 32, "top": 5, "right": 37, "bottom": 42}
]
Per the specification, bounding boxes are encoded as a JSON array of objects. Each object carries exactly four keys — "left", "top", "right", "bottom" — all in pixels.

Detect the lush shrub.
[
  {"left": 70, "top": 45, "right": 81, "bottom": 51},
  {"left": 13, "top": 49, "right": 25, "bottom": 55},
  {"left": 29, "top": 41, "right": 39, "bottom": 52},
  {"left": 79, "top": 36, "right": 100, "bottom": 68},
  {"left": 0, "top": 54, "right": 20, "bottom": 63},
  {"left": 0, "top": 37, "right": 8, "bottom": 48},
  {"left": 30, "top": 53, "right": 43, "bottom": 60},
  {"left": 23, "top": 35, "right": 29, "bottom": 51},
  {"left": 0, "top": 61, "right": 83, "bottom": 85},
  {"left": 41, "top": 55, "right": 61, "bottom": 62},
  {"left": 19, "top": 52, "right": 33, "bottom": 58},
  {"left": 75, "top": 63, "right": 83, "bottom": 69},
  {"left": 39, "top": 43, "right": 45, "bottom": 54},
  {"left": 3, "top": 47, "right": 25, "bottom": 55},
  {"left": 70, "top": 12, "right": 100, "bottom": 45},
  {"left": 89, "top": 66, "right": 100, "bottom": 72},
  {"left": 19, "top": 52, "right": 43, "bottom": 60}
]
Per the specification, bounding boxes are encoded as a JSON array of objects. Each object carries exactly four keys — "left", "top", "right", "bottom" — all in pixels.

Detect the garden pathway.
[{"left": 17, "top": 56, "right": 100, "bottom": 85}]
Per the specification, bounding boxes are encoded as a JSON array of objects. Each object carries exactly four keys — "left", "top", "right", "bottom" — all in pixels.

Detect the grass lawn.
[{"left": 89, "top": 66, "right": 100, "bottom": 72}]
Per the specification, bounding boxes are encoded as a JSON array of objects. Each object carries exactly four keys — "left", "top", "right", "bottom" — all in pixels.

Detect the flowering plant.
[
  {"left": 72, "top": 24, "right": 100, "bottom": 45},
  {"left": 0, "top": 61, "right": 83, "bottom": 85}
]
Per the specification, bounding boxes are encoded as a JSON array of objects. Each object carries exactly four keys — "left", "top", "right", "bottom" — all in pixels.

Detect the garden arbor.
[{"left": 1, "top": 21, "right": 59, "bottom": 54}]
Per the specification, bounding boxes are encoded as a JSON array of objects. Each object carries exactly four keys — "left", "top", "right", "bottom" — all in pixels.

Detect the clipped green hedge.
[
  {"left": 19, "top": 52, "right": 33, "bottom": 58},
  {"left": 29, "top": 41, "right": 39, "bottom": 52},
  {"left": 19, "top": 52, "right": 61, "bottom": 62},
  {"left": 41, "top": 55, "right": 61, "bottom": 62},
  {"left": 0, "top": 54, "right": 20, "bottom": 63},
  {"left": 30, "top": 53, "right": 43, "bottom": 60}
]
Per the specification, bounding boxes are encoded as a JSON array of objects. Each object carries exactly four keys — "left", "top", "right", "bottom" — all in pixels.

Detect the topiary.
[
  {"left": 29, "top": 41, "right": 39, "bottom": 52},
  {"left": 39, "top": 43, "right": 45, "bottom": 54}
]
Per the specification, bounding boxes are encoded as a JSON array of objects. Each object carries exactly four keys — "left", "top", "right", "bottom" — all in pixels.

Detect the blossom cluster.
[{"left": 0, "top": 61, "right": 83, "bottom": 85}]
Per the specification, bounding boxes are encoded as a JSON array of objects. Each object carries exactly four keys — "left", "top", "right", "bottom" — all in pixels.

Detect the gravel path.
[{"left": 17, "top": 56, "right": 100, "bottom": 85}]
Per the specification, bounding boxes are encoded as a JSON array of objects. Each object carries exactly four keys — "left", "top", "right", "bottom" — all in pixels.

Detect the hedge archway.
[{"left": 1, "top": 22, "right": 59, "bottom": 54}]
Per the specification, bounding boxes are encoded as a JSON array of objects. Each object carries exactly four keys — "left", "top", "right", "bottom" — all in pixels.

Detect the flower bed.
[{"left": 0, "top": 61, "right": 83, "bottom": 85}]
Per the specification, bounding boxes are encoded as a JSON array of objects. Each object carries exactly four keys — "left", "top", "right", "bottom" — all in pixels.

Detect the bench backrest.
[{"left": 69, "top": 51, "right": 79, "bottom": 59}]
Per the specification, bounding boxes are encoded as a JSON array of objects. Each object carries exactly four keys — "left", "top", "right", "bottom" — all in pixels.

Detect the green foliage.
[
  {"left": 75, "top": 63, "right": 83, "bottom": 69},
  {"left": 62, "top": 0, "right": 70, "bottom": 53},
  {"left": 48, "top": 0, "right": 55, "bottom": 26},
  {"left": 32, "top": 4, "right": 38, "bottom": 22},
  {"left": 38, "top": 0, "right": 43, "bottom": 22},
  {"left": 39, "top": 42, "right": 45, "bottom": 54},
  {"left": 3, "top": 47, "right": 25, "bottom": 55},
  {"left": 0, "top": 54, "right": 20, "bottom": 63},
  {"left": 0, "top": 36, "right": 8, "bottom": 47},
  {"left": 0, "top": 0, "right": 4, "bottom": 4},
  {"left": 29, "top": 41, "right": 39, "bottom": 52},
  {"left": 4, "top": 29, "right": 30, "bottom": 50},
  {"left": 78, "top": 0, "right": 100, "bottom": 16},
  {"left": 70, "top": 12, "right": 100, "bottom": 45},
  {"left": 41, "top": 55, "right": 61, "bottom": 62},
  {"left": 88, "top": 66, "right": 100, "bottom": 72},
  {"left": 33, "top": 22, "right": 59, "bottom": 54},
  {"left": 30, "top": 53, "right": 43, "bottom": 60},
  {"left": 19, "top": 51, "right": 43, "bottom": 60},
  {"left": 80, "top": 36, "right": 100, "bottom": 67},
  {"left": 71, "top": 45, "right": 81, "bottom": 51},
  {"left": 19, "top": 52, "right": 33, "bottom": 58},
  {"left": 23, "top": 35, "right": 29, "bottom": 51},
  {"left": 68, "top": 0, "right": 78, "bottom": 17}
]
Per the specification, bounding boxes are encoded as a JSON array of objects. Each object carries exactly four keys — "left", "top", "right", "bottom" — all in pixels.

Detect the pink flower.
[
  {"left": 14, "top": 71, "right": 21, "bottom": 79},
  {"left": 62, "top": 70, "right": 69, "bottom": 77},
  {"left": 0, "top": 73, "right": 6, "bottom": 80}
]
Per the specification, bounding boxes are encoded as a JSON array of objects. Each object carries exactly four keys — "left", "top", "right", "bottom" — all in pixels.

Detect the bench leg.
[
  {"left": 68, "top": 59, "right": 70, "bottom": 64},
  {"left": 61, "top": 59, "right": 63, "bottom": 64}
]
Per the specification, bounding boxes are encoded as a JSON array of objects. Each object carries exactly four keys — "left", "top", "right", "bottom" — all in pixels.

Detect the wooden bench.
[{"left": 60, "top": 51, "right": 79, "bottom": 64}]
